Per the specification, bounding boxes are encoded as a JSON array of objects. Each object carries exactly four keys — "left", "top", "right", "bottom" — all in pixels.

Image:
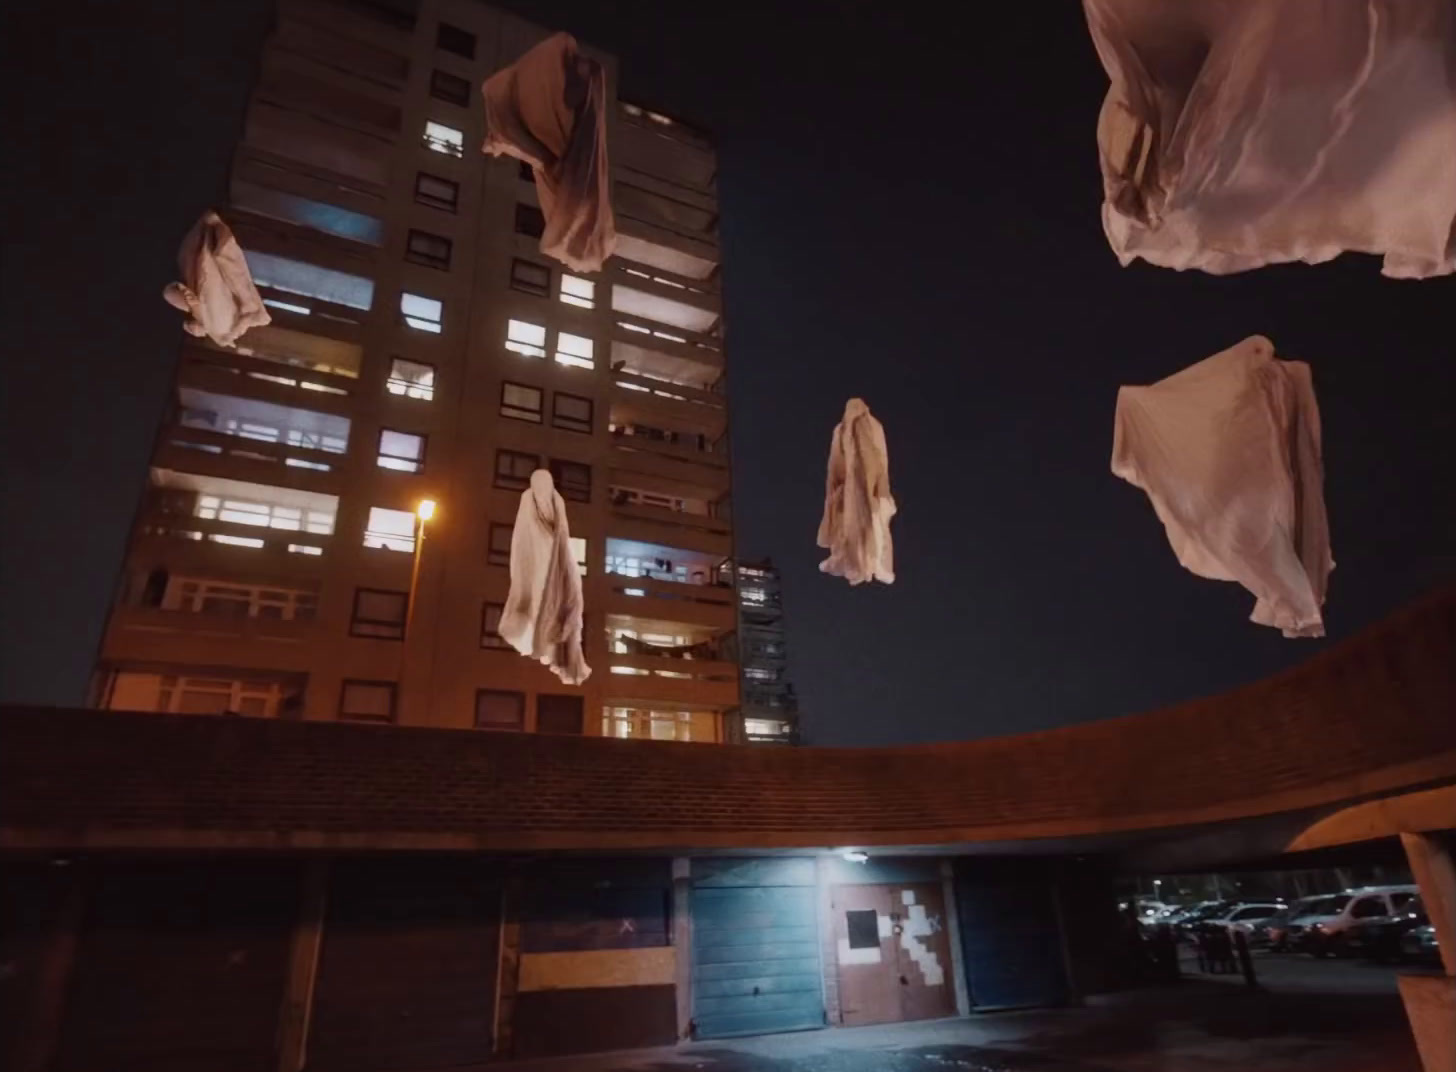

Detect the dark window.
[
  {"left": 436, "top": 22, "right": 476, "bottom": 59},
  {"left": 552, "top": 392, "right": 593, "bottom": 434},
  {"left": 340, "top": 0, "right": 415, "bottom": 31},
  {"left": 429, "top": 68, "right": 471, "bottom": 106},
  {"left": 339, "top": 679, "right": 396, "bottom": 721},
  {"left": 350, "top": 588, "right": 407, "bottom": 639},
  {"left": 405, "top": 228, "right": 452, "bottom": 270},
  {"left": 1352, "top": 898, "right": 1386, "bottom": 919},
  {"left": 846, "top": 909, "right": 879, "bottom": 950},
  {"left": 415, "top": 172, "right": 459, "bottom": 213},
  {"left": 537, "top": 694, "right": 584, "bottom": 735},
  {"left": 487, "top": 523, "right": 513, "bottom": 566},
  {"left": 509, "top": 257, "right": 550, "bottom": 297},
  {"left": 495, "top": 449, "right": 539, "bottom": 490},
  {"left": 481, "top": 602, "right": 509, "bottom": 649},
  {"left": 549, "top": 459, "right": 591, "bottom": 503},
  {"left": 514, "top": 203, "right": 545, "bottom": 239},
  {"left": 517, "top": 160, "right": 535, "bottom": 183},
  {"left": 1391, "top": 892, "right": 1414, "bottom": 909},
  {"left": 501, "top": 381, "right": 543, "bottom": 423},
  {"left": 475, "top": 688, "right": 523, "bottom": 730}
]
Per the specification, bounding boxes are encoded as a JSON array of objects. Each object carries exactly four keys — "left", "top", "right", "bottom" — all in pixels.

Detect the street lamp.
[{"left": 405, "top": 499, "right": 436, "bottom": 637}]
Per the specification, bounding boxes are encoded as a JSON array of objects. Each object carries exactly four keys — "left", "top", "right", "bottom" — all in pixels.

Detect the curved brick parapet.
[{"left": 1, "top": 588, "right": 1452, "bottom": 852}]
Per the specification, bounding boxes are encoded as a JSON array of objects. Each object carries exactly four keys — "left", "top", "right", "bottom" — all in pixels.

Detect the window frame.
[
  {"left": 514, "top": 202, "right": 545, "bottom": 239},
  {"left": 386, "top": 356, "right": 436, "bottom": 401},
  {"left": 505, "top": 318, "right": 547, "bottom": 358},
  {"left": 428, "top": 67, "right": 471, "bottom": 106},
  {"left": 500, "top": 381, "right": 544, "bottom": 423},
  {"left": 475, "top": 688, "right": 524, "bottom": 731},
  {"left": 552, "top": 391, "right": 593, "bottom": 434},
  {"left": 509, "top": 257, "right": 551, "bottom": 298},
  {"left": 377, "top": 428, "right": 426, "bottom": 472},
  {"left": 414, "top": 172, "right": 459, "bottom": 213},
  {"left": 338, "top": 678, "right": 397, "bottom": 722},
  {"left": 363, "top": 505, "right": 417, "bottom": 552},
  {"left": 559, "top": 274, "right": 595, "bottom": 309},
  {"left": 349, "top": 587, "right": 408, "bottom": 640},
  {"left": 553, "top": 331, "right": 595, "bottom": 370},
  {"left": 549, "top": 458, "right": 592, "bottom": 503},
  {"left": 487, "top": 522, "right": 513, "bottom": 566},
  {"left": 400, "top": 292, "right": 444, "bottom": 333},
  {"left": 480, "top": 601, "right": 510, "bottom": 649},
  {"left": 404, "top": 228, "right": 453, "bottom": 270},
  {"left": 494, "top": 448, "right": 540, "bottom": 491},
  {"left": 422, "top": 120, "right": 464, "bottom": 158},
  {"left": 436, "top": 21, "right": 476, "bottom": 59}
]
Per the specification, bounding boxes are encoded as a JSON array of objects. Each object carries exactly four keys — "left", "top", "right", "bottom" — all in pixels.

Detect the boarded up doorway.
[{"left": 831, "top": 882, "right": 955, "bottom": 1026}]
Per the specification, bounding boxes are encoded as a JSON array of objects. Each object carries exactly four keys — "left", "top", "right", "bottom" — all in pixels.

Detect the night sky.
[{"left": 2, "top": 2, "right": 1451, "bottom": 745}]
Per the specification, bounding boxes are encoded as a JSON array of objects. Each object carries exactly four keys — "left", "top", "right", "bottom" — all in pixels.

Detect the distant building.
[{"left": 725, "top": 558, "right": 801, "bottom": 743}]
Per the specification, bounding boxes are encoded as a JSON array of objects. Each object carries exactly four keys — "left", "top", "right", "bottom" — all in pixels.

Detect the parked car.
[
  {"left": 1346, "top": 895, "right": 1428, "bottom": 963},
  {"left": 1400, "top": 923, "right": 1442, "bottom": 965},
  {"left": 1205, "top": 902, "right": 1287, "bottom": 938},
  {"left": 1286, "top": 887, "right": 1420, "bottom": 956},
  {"left": 1258, "top": 896, "right": 1326, "bottom": 951}
]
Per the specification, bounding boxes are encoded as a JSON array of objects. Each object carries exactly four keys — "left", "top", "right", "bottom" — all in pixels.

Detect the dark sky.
[{"left": 2, "top": 2, "right": 1451, "bottom": 744}]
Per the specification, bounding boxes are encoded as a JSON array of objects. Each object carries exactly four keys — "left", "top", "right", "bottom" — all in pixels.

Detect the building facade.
[
  {"left": 91, "top": 0, "right": 740, "bottom": 742},
  {"left": 726, "top": 558, "right": 801, "bottom": 743}
]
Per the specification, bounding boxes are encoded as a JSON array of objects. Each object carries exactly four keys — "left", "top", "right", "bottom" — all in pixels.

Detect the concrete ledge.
[{"left": 1398, "top": 973, "right": 1455, "bottom": 1072}]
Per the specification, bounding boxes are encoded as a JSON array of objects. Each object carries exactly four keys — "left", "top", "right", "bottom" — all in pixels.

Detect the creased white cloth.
[
  {"left": 499, "top": 469, "right": 591, "bottom": 685},
  {"left": 818, "top": 398, "right": 896, "bottom": 586},
  {"left": 1112, "top": 336, "right": 1334, "bottom": 638},
  {"left": 1084, "top": 0, "right": 1456, "bottom": 279},
  {"left": 481, "top": 32, "right": 617, "bottom": 273},
  {"left": 162, "top": 211, "right": 271, "bottom": 347}
]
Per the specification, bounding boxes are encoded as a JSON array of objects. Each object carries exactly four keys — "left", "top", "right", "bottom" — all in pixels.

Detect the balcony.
[
  {"left": 244, "top": 98, "right": 393, "bottom": 195},
  {"left": 231, "top": 158, "right": 386, "bottom": 250},
  {"left": 271, "top": 5, "right": 411, "bottom": 91},
  {"left": 604, "top": 616, "right": 740, "bottom": 708},
  {"left": 614, "top": 106, "right": 717, "bottom": 194},
  {"left": 255, "top": 49, "right": 403, "bottom": 140},
  {"left": 605, "top": 538, "right": 735, "bottom": 627},
  {"left": 138, "top": 470, "right": 337, "bottom": 562},
  {"left": 608, "top": 422, "right": 729, "bottom": 499},
  {"left": 158, "top": 386, "right": 351, "bottom": 484},
  {"left": 102, "top": 603, "right": 318, "bottom": 670}
]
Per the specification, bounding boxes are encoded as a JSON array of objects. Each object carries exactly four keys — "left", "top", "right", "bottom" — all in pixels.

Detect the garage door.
[
  {"left": 691, "top": 858, "right": 824, "bottom": 1039},
  {"left": 954, "top": 859, "right": 1071, "bottom": 1011}
]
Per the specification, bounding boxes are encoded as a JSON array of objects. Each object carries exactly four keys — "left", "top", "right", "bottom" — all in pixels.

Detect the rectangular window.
[
  {"left": 487, "top": 523, "right": 513, "bottom": 566},
  {"left": 429, "top": 68, "right": 471, "bottom": 106},
  {"left": 350, "top": 588, "right": 407, "bottom": 639},
  {"left": 415, "top": 172, "right": 459, "bottom": 212},
  {"left": 552, "top": 392, "right": 593, "bottom": 434},
  {"left": 423, "top": 120, "right": 464, "bottom": 158},
  {"left": 401, "top": 292, "right": 443, "bottom": 333},
  {"left": 232, "top": 181, "right": 384, "bottom": 246},
  {"left": 377, "top": 429, "right": 425, "bottom": 472},
  {"left": 405, "top": 229, "right": 452, "bottom": 270},
  {"left": 501, "top": 381, "right": 543, "bottom": 423},
  {"left": 386, "top": 357, "right": 435, "bottom": 400},
  {"left": 560, "top": 274, "right": 595, "bottom": 309},
  {"left": 340, "top": 679, "right": 396, "bottom": 722},
  {"left": 550, "top": 459, "right": 591, "bottom": 503},
  {"left": 494, "top": 449, "right": 539, "bottom": 491},
  {"left": 536, "top": 694, "right": 584, "bottom": 735},
  {"left": 436, "top": 21, "right": 476, "bottom": 58},
  {"left": 505, "top": 318, "right": 546, "bottom": 357},
  {"left": 246, "top": 250, "right": 374, "bottom": 311},
  {"left": 480, "top": 602, "right": 509, "bottom": 649},
  {"left": 510, "top": 257, "right": 550, "bottom": 297},
  {"left": 363, "top": 506, "right": 416, "bottom": 552},
  {"left": 514, "top": 203, "right": 545, "bottom": 238},
  {"left": 476, "top": 688, "right": 524, "bottom": 730},
  {"left": 846, "top": 909, "right": 880, "bottom": 950},
  {"left": 554, "top": 332, "right": 594, "bottom": 370},
  {"left": 570, "top": 536, "right": 587, "bottom": 576}
]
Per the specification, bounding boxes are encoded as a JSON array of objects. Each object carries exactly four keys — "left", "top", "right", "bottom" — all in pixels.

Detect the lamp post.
[{"left": 405, "top": 499, "right": 436, "bottom": 639}]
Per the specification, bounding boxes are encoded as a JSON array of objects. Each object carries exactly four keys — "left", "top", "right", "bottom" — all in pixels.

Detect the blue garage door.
[
  {"left": 691, "top": 858, "right": 824, "bottom": 1039},
  {"left": 954, "top": 860, "right": 1071, "bottom": 1011}
]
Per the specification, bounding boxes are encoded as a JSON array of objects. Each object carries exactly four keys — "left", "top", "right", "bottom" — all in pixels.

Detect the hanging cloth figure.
[
  {"left": 481, "top": 32, "right": 617, "bottom": 273},
  {"left": 818, "top": 398, "right": 896, "bottom": 586},
  {"left": 1083, "top": 0, "right": 1456, "bottom": 279},
  {"left": 499, "top": 469, "right": 591, "bottom": 685},
  {"left": 162, "top": 210, "right": 271, "bottom": 347},
  {"left": 1111, "top": 336, "right": 1334, "bottom": 638}
]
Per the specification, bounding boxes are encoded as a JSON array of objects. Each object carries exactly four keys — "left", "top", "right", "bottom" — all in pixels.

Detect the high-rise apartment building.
[
  {"left": 91, "top": 0, "right": 739, "bottom": 742},
  {"left": 726, "top": 558, "right": 800, "bottom": 743}
]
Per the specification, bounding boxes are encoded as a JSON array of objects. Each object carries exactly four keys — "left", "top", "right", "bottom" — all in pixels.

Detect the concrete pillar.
[
  {"left": 672, "top": 858, "right": 694, "bottom": 1039},
  {"left": 15, "top": 865, "right": 85, "bottom": 1072},
  {"left": 1398, "top": 832, "right": 1456, "bottom": 1072},
  {"left": 494, "top": 874, "right": 523, "bottom": 1057},
  {"left": 275, "top": 860, "right": 328, "bottom": 1072},
  {"left": 938, "top": 859, "right": 971, "bottom": 1016}
]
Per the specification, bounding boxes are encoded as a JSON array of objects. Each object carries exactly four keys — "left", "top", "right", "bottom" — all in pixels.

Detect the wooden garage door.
[
  {"left": 54, "top": 861, "right": 299, "bottom": 1072},
  {"left": 954, "top": 860, "right": 1071, "bottom": 1011},
  {"left": 308, "top": 858, "right": 501, "bottom": 1071},
  {"left": 691, "top": 858, "right": 824, "bottom": 1039}
]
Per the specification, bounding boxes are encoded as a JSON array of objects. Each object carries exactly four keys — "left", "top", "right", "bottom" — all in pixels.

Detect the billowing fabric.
[
  {"left": 818, "top": 398, "right": 896, "bottom": 586},
  {"left": 481, "top": 32, "right": 616, "bottom": 273},
  {"left": 162, "top": 211, "right": 271, "bottom": 347},
  {"left": 1111, "top": 336, "right": 1334, "bottom": 638},
  {"left": 499, "top": 469, "right": 591, "bottom": 685},
  {"left": 1084, "top": 0, "right": 1456, "bottom": 279}
]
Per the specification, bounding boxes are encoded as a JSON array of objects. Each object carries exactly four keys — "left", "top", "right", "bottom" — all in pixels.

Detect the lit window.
[
  {"left": 350, "top": 588, "right": 407, "bottom": 639},
  {"left": 401, "top": 292, "right": 443, "bottom": 333},
  {"left": 363, "top": 506, "right": 416, "bottom": 552},
  {"left": 415, "top": 172, "right": 459, "bottom": 212},
  {"left": 262, "top": 298, "right": 311, "bottom": 316},
  {"left": 501, "top": 381, "right": 543, "bottom": 423},
  {"left": 494, "top": 449, "right": 538, "bottom": 491},
  {"left": 405, "top": 229, "right": 452, "bottom": 270},
  {"left": 570, "top": 536, "right": 587, "bottom": 576},
  {"left": 377, "top": 429, "right": 425, "bottom": 472},
  {"left": 247, "top": 251, "right": 374, "bottom": 311},
  {"left": 505, "top": 318, "right": 546, "bottom": 357},
  {"left": 386, "top": 357, "right": 435, "bottom": 400},
  {"left": 211, "top": 534, "right": 266, "bottom": 549},
  {"left": 510, "top": 258, "right": 550, "bottom": 297},
  {"left": 560, "top": 275, "right": 595, "bottom": 309},
  {"left": 340, "top": 680, "right": 395, "bottom": 722},
  {"left": 555, "top": 332, "right": 594, "bottom": 370},
  {"left": 288, "top": 544, "right": 323, "bottom": 556},
  {"left": 422, "top": 121, "right": 464, "bottom": 158},
  {"left": 745, "top": 718, "right": 790, "bottom": 738}
]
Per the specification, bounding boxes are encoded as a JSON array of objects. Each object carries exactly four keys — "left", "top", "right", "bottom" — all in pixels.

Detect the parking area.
[{"left": 1186, "top": 948, "right": 1408, "bottom": 995}]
